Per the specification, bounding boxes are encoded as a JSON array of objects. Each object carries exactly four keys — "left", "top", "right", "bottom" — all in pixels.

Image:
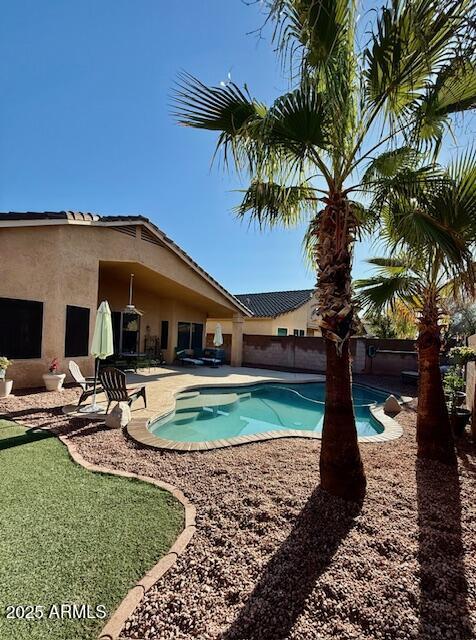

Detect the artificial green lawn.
[{"left": 0, "top": 421, "right": 183, "bottom": 640}]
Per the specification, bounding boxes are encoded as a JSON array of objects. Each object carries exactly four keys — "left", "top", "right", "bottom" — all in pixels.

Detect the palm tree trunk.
[
  {"left": 316, "top": 192, "right": 366, "bottom": 503},
  {"left": 416, "top": 294, "right": 456, "bottom": 465}
]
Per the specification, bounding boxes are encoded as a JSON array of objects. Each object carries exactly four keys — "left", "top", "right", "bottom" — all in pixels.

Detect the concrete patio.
[{"left": 63, "top": 365, "right": 324, "bottom": 425}]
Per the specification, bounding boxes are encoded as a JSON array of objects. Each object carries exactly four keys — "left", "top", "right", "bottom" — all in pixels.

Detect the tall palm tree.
[
  {"left": 172, "top": 1, "right": 476, "bottom": 501},
  {"left": 355, "top": 154, "right": 476, "bottom": 464}
]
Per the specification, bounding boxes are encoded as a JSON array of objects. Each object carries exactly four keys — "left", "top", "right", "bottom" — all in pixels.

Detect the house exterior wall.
[
  {"left": 0, "top": 223, "right": 243, "bottom": 387},
  {"left": 206, "top": 298, "right": 320, "bottom": 337},
  {"left": 0, "top": 225, "right": 99, "bottom": 388}
]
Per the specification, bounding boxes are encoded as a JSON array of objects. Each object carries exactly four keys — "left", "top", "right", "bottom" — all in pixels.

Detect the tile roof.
[
  {"left": 235, "top": 289, "right": 315, "bottom": 318},
  {"left": 0, "top": 211, "right": 100, "bottom": 221},
  {"left": 0, "top": 211, "right": 251, "bottom": 316}
]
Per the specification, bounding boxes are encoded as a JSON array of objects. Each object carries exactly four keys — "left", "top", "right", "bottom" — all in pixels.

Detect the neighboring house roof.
[
  {"left": 0, "top": 211, "right": 251, "bottom": 317},
  {"left": 235, "top": 289, "right": 315, "bottom": 318}
]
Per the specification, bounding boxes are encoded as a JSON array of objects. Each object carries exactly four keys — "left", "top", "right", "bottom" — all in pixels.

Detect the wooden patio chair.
[
  {"left": 69, "top": 360, "right": 103, "bottom": 408},
  {"left": 99, "top": 367, "right": 147, "bottom": 414}
]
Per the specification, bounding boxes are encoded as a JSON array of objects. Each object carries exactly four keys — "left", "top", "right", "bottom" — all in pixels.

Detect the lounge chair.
[
  {"left": 69, "top": 360, "right": 103, "bottom": 407},
  {"left": 175, "top": 349, "right": 204, "bottom": 366},
  {"left": 99, "top": 367, "right": 147, "bottom": 413},
  {"left": 197, "top": 348, "right": 222, "bottom": 367}
]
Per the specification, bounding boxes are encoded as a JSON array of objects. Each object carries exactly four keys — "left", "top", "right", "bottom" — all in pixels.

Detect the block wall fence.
[{"left": 207, "top": 333, "right": 418, "bottom": 376}]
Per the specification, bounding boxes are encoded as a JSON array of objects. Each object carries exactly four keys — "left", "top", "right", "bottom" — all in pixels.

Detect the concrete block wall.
[{"left": 242, "top": 334, "right": 416, "bottom": 376}]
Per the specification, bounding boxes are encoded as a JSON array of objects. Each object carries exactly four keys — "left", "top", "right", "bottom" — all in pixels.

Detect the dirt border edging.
[{"left": 56, "top": 434, "right": 196, "bottom": 640}]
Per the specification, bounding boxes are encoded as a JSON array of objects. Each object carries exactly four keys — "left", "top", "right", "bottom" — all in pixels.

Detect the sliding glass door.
[{"left": 177, "top": 322, "right": 203, "bottom": 351}]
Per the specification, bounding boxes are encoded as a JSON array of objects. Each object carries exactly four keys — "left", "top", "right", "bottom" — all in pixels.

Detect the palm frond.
[
  {"left": 264, "top": 84, "right": 329, "bottom": 150},
  {"left": 367, "top": 256, "right": 412, "bottom": 271},
  {"left": 269, "top": 0, "right": 356, "bottom": 71},
  {"left": 302, "top": 213, "right": 321, "bottom": 269},
  {"left": 235, "top": 180, "right": 318, "bottom": 228},
  {"left": 171, "top": 72, "right": 266, "bottom": 168},
  {"left": 354, "top": 271, "right": 421, "bottom": 312},
  {"left": 172, "top": 72, "right": 265, "bottom": 132},
  {"left": 415, "top": 59, "right": 476, "bottom": 150},
  {"left": 363, "top": 0, "right": 471, "bottom": 120},
  {"left": 363, "top": 146, "right": 420, "bottom": 183}
]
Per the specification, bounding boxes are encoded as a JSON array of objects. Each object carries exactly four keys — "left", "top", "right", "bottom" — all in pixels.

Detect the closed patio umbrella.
[
  {"left": 213, "top": 323, "right": 223, "bottom": 348},
  {"left": 80, "top": 300, "right": 114, "bottom": 413}
]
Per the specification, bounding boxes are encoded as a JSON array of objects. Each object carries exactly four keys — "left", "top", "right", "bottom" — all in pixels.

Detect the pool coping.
[
  {"left": 55, "top": 433, "right": 196, "bottom": 640},
  {"left": 126, "top": 378, "right": 404, "bottom": 451}
]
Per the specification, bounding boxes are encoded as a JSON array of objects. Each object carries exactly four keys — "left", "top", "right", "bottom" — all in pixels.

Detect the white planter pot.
[
  {"left": 43, "top": 373, "right": 66, "bottom": 392},
  {"left": 0, "top": 379, "right": 13, "bottom": 398}
]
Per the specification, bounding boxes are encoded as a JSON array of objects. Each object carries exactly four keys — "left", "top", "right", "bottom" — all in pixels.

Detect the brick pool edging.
[
  {"left": 56, "top": 434, "right": 196, "bottom": 640},
  {"left": 126, "top": 379, "right": 404, "bottom": 451}
]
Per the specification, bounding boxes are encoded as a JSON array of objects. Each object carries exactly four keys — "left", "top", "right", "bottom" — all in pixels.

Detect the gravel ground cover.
[{"left": 1, "top": 379, "right": 475, "bottom": 640}]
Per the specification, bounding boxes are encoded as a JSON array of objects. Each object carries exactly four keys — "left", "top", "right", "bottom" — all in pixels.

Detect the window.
[
  {"left": 122, "top": 313, "right": 140, "bottom": 354},
  {"left": 110, "top": 311, "right": 140, "bottom": 354},
  {"left": 177, "top": 322, "right": 191, "bottom": 350},
  {"left": 277, "top": 328, "right": 288, "bottom": 336},
  {"left": 111, "top": 311, "right": 121, "bottom": 354},
  {"left": 65, "top": 305, "right": 90, "bottom": 357},
  {"left": 177, "top": 322, "right": 204, "bottom": 350},
  {"left": 293, "top": 329, "right": 305, "bottom": 337},
  {"left": 0, "top": 297, "right": 43, "bottom": 359},
  {"left": 160, "top": 321, "right": 169, "bottom": 350},
  {"left": 191, "top": 323, "right": 203, "bottom": 350}
]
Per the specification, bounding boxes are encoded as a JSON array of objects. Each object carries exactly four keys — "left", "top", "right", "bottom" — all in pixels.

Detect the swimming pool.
[{"left": 149, "top": 382, "right": 389, "bottom": 444}]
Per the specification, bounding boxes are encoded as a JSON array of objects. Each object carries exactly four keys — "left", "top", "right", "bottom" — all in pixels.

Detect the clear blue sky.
[{"left": 1, "top": 1, "right": 473, "bottom": 294}]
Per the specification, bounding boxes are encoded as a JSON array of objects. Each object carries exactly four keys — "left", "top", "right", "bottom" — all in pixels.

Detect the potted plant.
[
  {"left": 0, "top": 356, "right": 13, "bottom": 398},
  {"left": 42, "top": 358, "right": 66, "bottom": 392},
  {"left": 444, "top": 367, "right": 471, "bottom": 437}
]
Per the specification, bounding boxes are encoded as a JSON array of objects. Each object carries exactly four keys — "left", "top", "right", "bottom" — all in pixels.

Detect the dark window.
[
  {"left": 177, "top": 322, "right": 190, "bottom": 350},
  {"left": 0, "top": 297, "right": 43, "bottom": 359},
  {"left": 122, "top": 313, "right": 140, "bottom": 354},
  {"left": 277, "top": 328, "right": 288, "bottom": 336},
  {"left": 191, "top": 323, "right": 203, "bottom": 350},
  {"left": 293, "top": 329, "right": 305, "bottom": 337},
  {"left": 65, "top": 305, "right": 90, "bottom": 357},
  {"left": 160, "top": 321, "right": 169, "bottom": 350},
  {"left": 111, "top": 312, "right": 121, "bottom": 354},
  {"left": 177, "top": 322, "right": 204, "bottom": 351}
]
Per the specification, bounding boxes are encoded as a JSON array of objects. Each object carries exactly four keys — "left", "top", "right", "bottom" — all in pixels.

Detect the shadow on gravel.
[
  {"left": 416, "top": 457, "right": 471, "bottom": 640},
  {"left": 221, "top": 486, "right": 360, "bottom": 640}
]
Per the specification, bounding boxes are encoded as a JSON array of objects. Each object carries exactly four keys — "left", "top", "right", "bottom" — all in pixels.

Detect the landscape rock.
[
  {"left": 384, "top": 394, "right": 402, "bottom": 415},
  {"left": 105, "top": 402, "right": 132, "bottom": 429}
]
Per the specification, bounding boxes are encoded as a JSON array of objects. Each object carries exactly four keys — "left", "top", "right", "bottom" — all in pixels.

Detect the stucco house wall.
[
  {"left": 207, "top": 297, "right": 320, "bottom": 337},
  {"left": 0, "top": 218, "right": 248, "bottom": 387}
]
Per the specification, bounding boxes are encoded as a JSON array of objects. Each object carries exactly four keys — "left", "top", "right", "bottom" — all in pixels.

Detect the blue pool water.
[{"left": 149, "top": 382, "right": 387, "bottom": 443}]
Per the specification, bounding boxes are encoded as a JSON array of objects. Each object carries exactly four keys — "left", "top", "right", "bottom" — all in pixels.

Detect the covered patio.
[{"left": 98, "top": 260, "right": 248, "bottom": 367}]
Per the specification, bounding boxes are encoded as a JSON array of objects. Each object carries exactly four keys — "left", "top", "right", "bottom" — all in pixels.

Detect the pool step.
[
  {"left": 174, "top": 411, "right": 199, "bottom": 425},
  {"left": 176, "top": 391, "right": 200, "bottom": 400},
  {"left": 176, "top": 392, "right": 240, "bottom": 411}
]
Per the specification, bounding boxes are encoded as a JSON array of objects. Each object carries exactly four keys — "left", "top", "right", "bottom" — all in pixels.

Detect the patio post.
[{"left": 231, "top": 314, "right": 244, "bottom": 367}]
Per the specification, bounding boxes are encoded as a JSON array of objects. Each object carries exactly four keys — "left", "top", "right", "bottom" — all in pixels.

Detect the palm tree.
[
  {"left": 172, "top": 1, "right": 476, "bottom": 501},
  {"left": 355, "top": 154, "right": 476, "bottom": 464}
]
